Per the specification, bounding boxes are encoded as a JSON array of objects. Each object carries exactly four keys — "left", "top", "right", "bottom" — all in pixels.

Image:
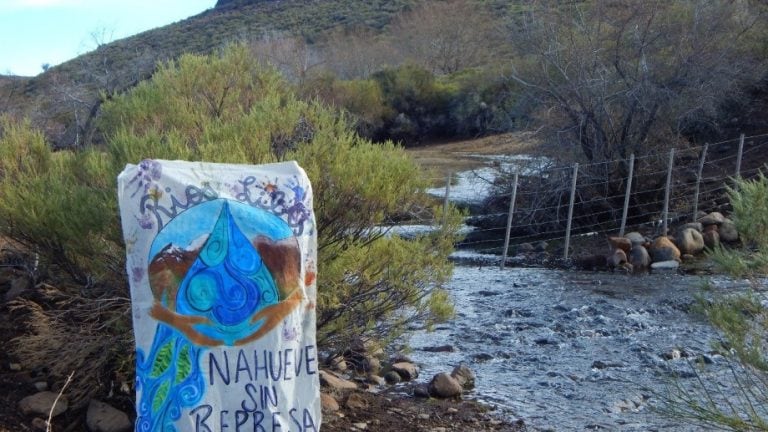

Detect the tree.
[
  {"left": 391, "top": 0, "right": 503, "bottom": 75},
  {"left": 508, "top": 1, "right": 767, "bottom": 168},
  {"left": 1, "top": 44, "right": 458, "bottom": 407}
]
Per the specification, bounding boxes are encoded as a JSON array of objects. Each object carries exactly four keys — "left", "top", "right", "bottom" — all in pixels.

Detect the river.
[{"left": 408, "top": 264, "right": 757, "bottom": 431}]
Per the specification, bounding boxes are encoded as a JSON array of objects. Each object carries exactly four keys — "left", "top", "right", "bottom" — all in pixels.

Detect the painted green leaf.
[
  {"left": 152, "top": 380, "right": 170, "bottom": 413},
  {"left": 175, "top": 344, "right": 191, "bottom": 383},
  {"left": 150, "top": 341, "right": 173, "bottom": 378}
]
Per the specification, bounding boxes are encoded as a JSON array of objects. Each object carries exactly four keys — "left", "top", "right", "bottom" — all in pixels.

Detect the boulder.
[
  {"left": 535, "top": 241, "right": 548, "bottom": 252},
  {"left": 391, "top": 362, "right": 419, "bottom": 381},
  {"left": 327, "top": 355, "right": 348, "bottom": 373},
  {"left": 628, "top": 245, "right": 651, "bottom": 273},
  {"left": 703, "top": 230, "right": 720, "bottom": 249},
  {"left": 4, "top": 277, "right": 30, "bottom": 302},
  {"left": 607, "top": 249, "right": 632, "bottom": 272},
  {"left": 517, "top": 243, "right": 534, "bottom": 253},
  {"left": 359, "top": 355, "right": 381, "bottom": 375},
  {"left": 428, "top": 373, "right": 462, "bottom": 398},
  {"left": 680, "top": 222, "right": 703, "bottom": 233},
  {"left": 703, "top": 223, "right": 718, "bottom": 233},
  {"left": 320, "top": 393, "right": 339, "bottom": 412},
  {"left": 608, "top": 236, "right": 632, "bottom": 254},
  {"left": 319, "top": 370, "right": 357, "bottom": 390},
  {"left": 86, "top": 400, "right": 132, "bottom": 432},
  {"left": 624, "top": 232, "right": 647, "bottom": 246},
  {"left": 698, "top": 211, "right": 726, "bottom": 226},
  {"left": 365, "top": 374, "right": 385, "bottom": 386},
  {"left": 19, "top": 392, "right": 67, "bottom": 417},
  {"left": 450, "top": 365, "right": 476, "bottom": 390},
  {"left": 345, "top": 393, "right": 368, "bottom": 410},
  {"left": 719, "top": 219, "right": 739, "bottom": 242},
  {"left": 675, "top": 228, "right": 705, "bottom": 255},
  {"left": 384, "top": 371, "right": 402, "bottom": 384},
  {"left": 649, "top": 236, "right": 680, "bottom": 262},
  {"left": 651, "top": 260, "right": 680, "bottom": 271}
]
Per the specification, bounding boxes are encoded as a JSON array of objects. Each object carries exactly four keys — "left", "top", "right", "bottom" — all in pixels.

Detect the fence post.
[
  {"left": 442, "top": 172, "right": 452, "bottom": 228},
  {"left": 500, "top": 173, "right": 519, "bottom": 270},
  {"left": 662, "top": 148, "right": 675, "bottom": 236},
  {"left": 564, "top": 163, "right": 579, "bottom": 260},
  {"left": 619, "top": 153, "right": 635, "bottom": 236},
  {"left": 693, "top": 144, "right": 708, "bottom": 222},
  {"left": 735, "top": 133, "right": 745, "bottom": 178}
]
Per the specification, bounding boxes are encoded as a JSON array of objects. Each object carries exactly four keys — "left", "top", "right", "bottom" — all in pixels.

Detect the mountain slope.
[{"left": 0, "top": 0, "right": 415, "bottom": 147}]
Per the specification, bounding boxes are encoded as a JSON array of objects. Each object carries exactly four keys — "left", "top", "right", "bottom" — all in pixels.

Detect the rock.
[
  {"left": 719, "top": 219, "right": 739, "bottom": 242},
  {"left": 698, "top": 211, "right": 726, "bottom": 226},
  {"left": 359, "top": 355, "right": 381, "bottom": 375},
  {"left": 319, "top": 370, "right": 357, "bottom": 390},
  {"left": 365, "top": 374, "right": 385, "bottom": 386},
  {"left": 345, "top": 393, "right": 369, "bottom": 410},
  {"left": 675, "top": 228, "right": 705, "bottom": 255},
  {"left": 680, "top": 222, "right": 703, "bottom": 233},
  {"left": 450, "top": 364, "right": 476, "bottom": 390},
  {"left": 703, "top": 223, "right": 718, "bottom": 233},
  {"left": 31, "top": 418, "right": 47, "bottom": 430},
  {"left": 649, "top": 236, "right": 680, "bottom": 262},
  {"left": 352, "top": 422, "right": 368, "bottom": 430},
  {"left": 517, "top": 243, "right": 534, "bottom": 253},
  {"left": 8, "top": 363, "right": 21, "bottom": 371},
  {"left": 681, "top": 254, "right": 695, "bottom": 261},
  {"left": 33, "top": 382, "right": 48, "bottom": 392},
  {"left": 428, "top": 373, "right": 462, "bottom": 398},
  {"left": 4, "top": 277, "right": 29, "bottom": 302},
  {"left": 607, "top": 249, "right": 632, "bottom": 272},
  {"left": 413, "top": 385, "right": 430, "bottom": 398},
  {"left": 421, "top": 345, "right": 455, "bottom": 353},
  {"left": 608, "top": 236, "right": 632, "bottom": 254},
  {"left": 320, "top": 393, "right": 339, "bottom": 412},
  {"left": 703, "top": 230, "right": 720, "bottom": 249},
  {"left": 384, "top": 371, "right": 402, "bottom": 384},
  {"left": 535, "top": 241, "right": 548, "bottom": 252},
  {"left": 628, "top": 245, "right": 650, "bottom": 273},
  {"left": 573, "top": 254, "right": 608, "bottom": 271},
  {"left": 86, "top": 400, "right": 132, "bottom": 432},
  {"left": 19, "top": 392, "right": 67, "bottom": 417},
  {"left": 624, "top": 232, "right": 646, "bottom": 246},
  {"left": 328, "top": 355, "right": 348, "bottom": 373},
  {"left": 391, "top": 362, "right": 419, "bottom": 381},
  {"left": 651, "top": 260, "right": 680, "bottom": 271}
]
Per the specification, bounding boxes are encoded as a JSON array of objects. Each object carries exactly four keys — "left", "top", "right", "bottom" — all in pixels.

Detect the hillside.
[{"left": 0, "top": 0, "right": 417, "bottom": 147}]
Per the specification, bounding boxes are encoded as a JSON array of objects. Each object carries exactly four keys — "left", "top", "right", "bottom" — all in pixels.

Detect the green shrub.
[
  {"left": 661, "top": 172, "right": 768, "bottom": 430},
  {"left": 2, "top": 44, "right": 459, "bottom": 406}
]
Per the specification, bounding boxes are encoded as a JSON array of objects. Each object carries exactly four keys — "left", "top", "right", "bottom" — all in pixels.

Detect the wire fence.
[{"left": 391, "top": 132, "right": 768, "bottom": 266}]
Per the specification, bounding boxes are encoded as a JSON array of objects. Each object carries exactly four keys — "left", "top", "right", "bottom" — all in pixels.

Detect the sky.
[{"left": 0, "top": 0, "right": 216, "bottom": 76}]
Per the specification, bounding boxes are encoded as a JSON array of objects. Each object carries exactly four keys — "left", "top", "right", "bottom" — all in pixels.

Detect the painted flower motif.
[
  {"left": 131, "top": 266, "right": 145, "bottom": 283},
  {"left": 137, "top": 213, "right": 154, "bottom": 230}
]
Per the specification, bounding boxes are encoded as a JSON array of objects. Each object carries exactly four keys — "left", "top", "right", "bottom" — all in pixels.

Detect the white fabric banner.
[{"left": 117, "top": 160, "right": 320, "bottom": 432}]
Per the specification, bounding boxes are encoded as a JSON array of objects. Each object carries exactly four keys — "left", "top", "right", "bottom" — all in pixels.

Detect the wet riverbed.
[{"left": 408, "top": 265, "right": 755, "bottom": 431}]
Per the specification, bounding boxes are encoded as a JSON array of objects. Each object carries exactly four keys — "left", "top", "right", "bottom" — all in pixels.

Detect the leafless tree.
[
  {"left": 391, "top": 0, "right": 504, "bottom": 75},
  {"left": 248, "top": 32, "right": 323, "bottom": 85},
  {"left": 508, "top": 0, "right": 767, "bottom": 169}
]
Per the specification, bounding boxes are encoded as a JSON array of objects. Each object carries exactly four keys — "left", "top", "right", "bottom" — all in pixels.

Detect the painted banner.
[{"left": 117, "top": 160, "right": 320, "bottom": 432}]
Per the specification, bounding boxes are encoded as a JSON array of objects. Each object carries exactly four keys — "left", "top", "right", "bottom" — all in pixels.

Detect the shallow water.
[{"left": 408, "top": 266, "right": 756, "bottom": 431}]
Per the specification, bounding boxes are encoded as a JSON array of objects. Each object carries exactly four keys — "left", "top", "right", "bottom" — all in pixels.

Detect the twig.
[{"left": 46, "top": 370, "right": 74, "bottom": 432}]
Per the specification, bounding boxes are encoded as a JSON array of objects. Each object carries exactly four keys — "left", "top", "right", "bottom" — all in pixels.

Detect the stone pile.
[
  {"left": 591, "top": 211, "right": 740, "bottom": 274},
  {"left": 320, "top": 340, "right": 479, "bottom": 416}
]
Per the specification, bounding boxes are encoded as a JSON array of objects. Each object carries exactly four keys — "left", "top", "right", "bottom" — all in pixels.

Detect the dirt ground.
[
  {"left": 0, "top": 269, "right": 523, "bottom": 432},
  {"left": 405, "top": 132, "right": 540, "bottom": 181}
]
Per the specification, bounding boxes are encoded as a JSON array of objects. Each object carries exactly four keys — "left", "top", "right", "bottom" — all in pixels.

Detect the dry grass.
[{"left": 405, "top": 132, "right": 541, "bottom": 182}]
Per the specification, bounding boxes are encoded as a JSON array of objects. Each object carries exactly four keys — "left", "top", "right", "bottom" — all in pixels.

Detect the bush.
[
  {"left": 1, "top": 44, "right": 459, "bottom": 406},
  {"left": 661, "top": 171, "right": 768, "bottom": 430}
]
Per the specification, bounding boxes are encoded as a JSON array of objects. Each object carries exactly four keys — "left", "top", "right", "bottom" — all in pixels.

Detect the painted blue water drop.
[{"left": 176, "top": 202, "right": 279, "bottom": 328}]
